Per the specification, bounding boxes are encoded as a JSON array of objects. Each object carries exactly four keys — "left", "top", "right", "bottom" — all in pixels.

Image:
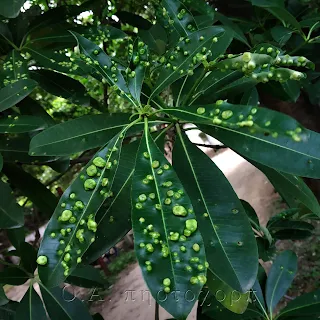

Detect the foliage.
[{"left": 0, "top": 0, "right": 320, "bottom": 319}]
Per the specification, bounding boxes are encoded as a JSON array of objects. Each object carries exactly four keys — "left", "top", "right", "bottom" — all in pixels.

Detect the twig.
[{"left": 194, "top": 143, "right": 228, "bottom": 150}]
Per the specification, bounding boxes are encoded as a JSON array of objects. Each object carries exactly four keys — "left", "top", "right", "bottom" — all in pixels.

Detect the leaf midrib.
[
  {"left": 144, "top": 127, "right": 177, "bottom": 291},
  {"left": 268, "top": 268, "right": 284, "bottom": 315},
  {"left": 177, "top": 130, "right": 241, "bottom": 289},
  {"left": 166, "top": 108, "right": 320, "bottom": 162}
]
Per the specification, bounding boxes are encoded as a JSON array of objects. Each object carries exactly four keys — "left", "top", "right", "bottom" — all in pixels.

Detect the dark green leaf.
[
  {"left": 266, "top": 7, "right": 301, "bottom": 31},
  {"left": 0, "top": 268, "right": 29, "bottom": 285},
  {"left": 66, "top": 265, "right": 106, "bottom": 288},
  {"left": 241, "top": 200, "right": 260, "bottom": 229},
  {"left": 30, "top": 70, "right": 90, "bottom": 106},
  {"left": 206, "top": 271, "right": 250, "bottom": 313},
  {"left": 116, "top": 11, "right": 152, "bottom": 29},
  {"left": 215, "top": 12, "right": 250, "bottom": 46},
  {"left": 0, "top": 287, "right": 8, "bottom": 306},
  {"left": 265, "top": 250, "right": 297, "bottom": 314},
  {"left": 7, "top": 227, "right": 25, "bottom": 250},
  {"left": 0, "top": 0, "right": 25, "bottom": 18},
  {"left": 0, "top": 115, "right": 46, "bottom": 133},
  {"left": 40, "top": 285, "right": 92, "bottom": 320},
  {"left": 271, "top": 26, "right": 292, "bottom": 46},
  {"left": 257, "top": 237, "right": 276, "bottom": 262},
  {"left": 251, "top": 278, "right": 267, "bottom": 314},
  {"left": 0, "top": 301, "right": 19, "bottom": 320},
  {"left": 240, "top": 88, "right": 259, "bottom": 106},
  {"left": 173, "top": 129, "right": 258, "bottom": 292},
  {"left": 278, "top": 289, "right": 320, "bottom": 318},
  {"left": 0, "top": 80, "right": 38, "bottom": 113},
  {"left": 0, "top": 153, "right": 3, "bottom": 171},
  {"left": 92, "top": 314, "right": 104, "bottom": 320},
  {"left": 251, "top": 162, "right": 320, "bottom": 215},
  {"left": 84, "top": 141, "right": 139, "bottom": 263},
  {"left": 0, "top": 135, "right": 58, "bottom": 164},
  {"left": 15, "top": 286, "right": 47, "bottom": 320},
  {"left": 38, "top": 133, "right": 126, "bottom": 287},
  {"left": 132, "top": 120, "right": 207, "bottom": 319},
  {"left": 71, "top": 32, "right": 139, "bottom": 107},
  {"left": 151, "top": 27, "right": 233, "bottom": 98},
  {"left": 19, "top": 242, "right": 37, "bottom": 274},
  {"left": 139, "top": 24, "right": 167, "bottom": 55},
  {"left": 164, "top": 103, "right": 320, "bottom": 178},
  {"left": 190, "top": 70, "right": 243, "bottom": 105},
  {"left": 0, "top": 21, "right": 13, "bottom": 44},
  {"left": 269, "top": 220, "right": 314, "bottom": 240},
  {"left": 1, "top": 50, "right": 29, "bottom": 87},
  {"left": 0, "top": 180, "right": 24, "bottom": 229},
  {"left": 29, "top": 114, "right": 132, "bottom": 156}
]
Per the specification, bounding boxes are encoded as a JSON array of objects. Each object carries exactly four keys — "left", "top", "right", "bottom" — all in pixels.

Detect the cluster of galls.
[
  {"left": 36, "top": 145, "right": 121, "bottom": 277},
  {"left": 212, "top": 49, "right": 311, "bottom": 84},
  {"left": 2, "top": 57, "right": 29, "bottom": 86},
  {"left": 135, "top": 152, "right": 207, "bottom": 292}
]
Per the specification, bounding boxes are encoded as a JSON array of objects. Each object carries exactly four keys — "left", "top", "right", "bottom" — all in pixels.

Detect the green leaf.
[
  {"left": 29, "top": 114, "right": 132, "bottom": 156},
  {"left": 1, "top": 50, "right": 29, "bottom": 87},
  {"left": 40, "top": 285, "right": 92, "bottom": 320},
  {"left": 38, "top": 132, "right": 126, "bottom": 287},
  {"left": 151, "top": 26, "right": 233, "bottom": 98},
  {"left": 30, "top": 70, "right": 89, "bottom": 106},
  {"left": 0, "top": 115, "right": 46, "bottom": 133},
  {"left": 24, "top": 46, "right": 93, "bottom": 76},
  {"left": 0, "top": 0, "right": 25, "bottom": 18},
  {"left": 0, "top": 135, "right": 58, "bottom": 164},
  {"left": 271, "top": 26, "right": 292, "bottom": 46},
  {"left": 0, "top": 21, "right": 13, "bottom": 44},
  {"left": 206, "top": 271, "right": 250, "bottom": 314},
  {"left": 0, "top": 80, "right": 38, "bottom": 113},
  {"left": 164, "top": 103, "right": 320, "bottom": 178},
  {"left": 0, "top": 153, "right": 3, "bottom": 171},
  {"left": 83, "top": 141, "right": 139, "bottom": 263},
  {"left": 0, "top": 268, "right": 29, "bottom": 285},
  {"left": 116, "top": 11, "right": 152, "bottom": 30},
  {"left": 278, "top": 289, "right": 320, "bottom": 318},
  {"left": 7, "top": 227, "right": 25, "bottom": 250},
  {"left": 268, "top": 220, "right": 314, "bottom": 240},
  {"left": 250, "top": 0, "right": 284, "bottom": 6},
  {"left": 0, "top": 301, "right": 19, "bottom": 320},
  {"left": 240, "top": 88, "right": 259, "bottom": 106},
  {"left": 15, "top": 286, "right": 47, "bottom": 320},
  {"left": 71, "top": 32, "right": 140, "bottom": 107},
  {"left": 173, "top": 129, "right": 258, "bottom": 292},
  {"left": 215, "top": 12, "right": 250, "bottom": 46},
  {"left": 265, "top": 250, "right": 297, "bottom": 315},
  {"left": 191, "top": 70, "right": 243, "bottom": 105},
  {"left": 19, "top": 242, "right": 38, "bottom": 274},
  {"left": 139, "top": 24, "right": 168, "bottom": 55},
  {"left": 127, "top": 40, "right": 148, "bottom": 103},
  {"left": 132, "top": 120, "right": 207, "bottom": 319},
  {"left": 251, "top": 161, "right": 320, "bottom": 215},
  {"left": 0, "top": 287, "right": 8, "bottom": 306},
  {"left": 66, "top": 265, "right": 106, "bottom": 288},
  {"left": 0, "top": 180, "right": 24, "bottom": 229}
]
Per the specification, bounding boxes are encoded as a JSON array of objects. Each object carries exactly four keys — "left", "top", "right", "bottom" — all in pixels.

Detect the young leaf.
[
  {"left": 151, "top": 26, "right": 233, "bottom": 98},
  {"left": 265, "top": 250, "right": 297, "bottom": 315},
  {"left": 164, "top": 103, "right": 320, "bottom": 178},
  {"left": 66, "top": 265, "right": 107, "bottom": 288},
  {"left": 173, "top": 128, "right": 258, "bottom": 293},
  {"left": 0, "top": 115, "right": 46, "bottom": 133},
  {"left": 206, "top": 271, "right": 250, "bottom": 314},
  {"left": 132, "top": 119, "right": 207, "bottom": 319},
  {"left": 15, "top": 286, "right": 47, "bottom": 320},
  {"left": 83, "top": 141, "right": 139, "bottom": 263},
  {"left": 71, "top": 32, "right": 141, "bottom": 108},
  {"left": 37, "top": 132, "right": 126, "bottom": 287},
  {"left": 0, "top": 180, "right": 24, "bottom": 229},
  {"left": 40, "top": 285, "right": 92, "bottom": 320},
  {"left": 0, "top": 268, "right": 29, "bottom": 285},
  {"left": 29, "top": 114, "right": 132, "bottom": 156},
  {"left": 251, "top": 161, "right": 320, "bottom": 215},
  {"left": 30, "top": 70, "right": 90, "bottom": 106},
  {"left": 0, "top": 79, "right": 38, "bottom": 113},
  {"left": 278, "top": 289, "right": 320, "bottom": 318}
]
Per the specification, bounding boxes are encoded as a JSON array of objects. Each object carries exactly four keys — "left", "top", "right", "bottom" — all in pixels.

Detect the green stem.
[
  {"left": 176, "top": 75, "right": 189, "bottom": 108},
  {"left": 2, "top": 37, "right": 20, "bottom": 51}
]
